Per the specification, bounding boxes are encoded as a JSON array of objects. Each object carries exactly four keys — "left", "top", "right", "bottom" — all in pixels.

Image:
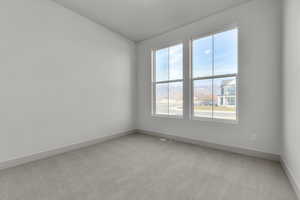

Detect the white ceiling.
[{"left": 53, "top": 0, "right": 251, "bottom": 42}]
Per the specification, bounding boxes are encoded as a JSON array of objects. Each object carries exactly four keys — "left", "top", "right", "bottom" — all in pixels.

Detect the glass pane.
[
  {"left": 155, "top": 48, "right": 169, "bottom": 82},
  {"left": 169, "top": 82, "right": 183, "bottom": 116},
  {"left": 193, "top": 79, "right": 213, "bottom": 118},
  {"left": 213, "top": 77, "right": 237, "bottom": 120},
  {"left": 169, "top": 44, "right": 183, "bottom": 80},
  {"left": 214, "top": 29, "right": 238, "bottom": 75},
  {"left": 193, "top": 36, "right": 213, "bottom": 78},
  {"left": 156, "top": 83, "right": 168, "bottom": 115}
]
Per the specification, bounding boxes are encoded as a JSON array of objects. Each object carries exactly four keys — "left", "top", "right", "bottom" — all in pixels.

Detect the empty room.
[{"left": 0, "top": 0, "right": 299, "bottom": 199}]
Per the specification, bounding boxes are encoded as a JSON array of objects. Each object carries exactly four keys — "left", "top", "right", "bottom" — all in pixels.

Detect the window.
[
  {"left": 152, "top": 44, "right": 183, "bottom": 116},
  {"left": 150, "top": 27, "right": 238, "bottom": 122},
  {"left": 192, "top": 28, "right": 238, "bottom": 120}
]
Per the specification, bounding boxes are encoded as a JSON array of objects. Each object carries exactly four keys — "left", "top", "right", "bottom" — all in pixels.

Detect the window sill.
[
  {"left": 192, "top": 116, "right": 239, "bottom": 124},
  {"left": 151, "top": 114, "right": 184, "bottom": 120}
]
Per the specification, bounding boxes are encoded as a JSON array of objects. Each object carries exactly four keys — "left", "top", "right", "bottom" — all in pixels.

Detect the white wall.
[
  {"left": 0, "top": 0, "right": 136, "bottom": 163},
  {"left": 137, "top": 0, "right": 282, "bottom": 155},
  {"left": 282, "top": 0, "right": 300, "bottom": 193}
]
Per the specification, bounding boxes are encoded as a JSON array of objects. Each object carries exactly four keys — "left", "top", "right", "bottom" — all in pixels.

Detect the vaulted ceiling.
[{"left": 53, "top": 0, "right": 251, "bottom": 42}]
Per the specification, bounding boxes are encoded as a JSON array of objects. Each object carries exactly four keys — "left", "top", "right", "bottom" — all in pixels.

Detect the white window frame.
[
  {"left": 190, "top": 27, "right": 239, "bottom": 123},
  {"left": 150, "top": 24, "right": 239, "bottom": 124},
  {"left": 151, "top": 42, "right": 185, "bottom": 119}
]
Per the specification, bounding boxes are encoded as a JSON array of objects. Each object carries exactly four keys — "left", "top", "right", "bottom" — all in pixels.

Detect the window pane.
[
  {"left": 214, "top": 29, "right": 238, "bottom": 75},
  {"left": 169, "top": 44, "right": 183, "bottom": 80},
  {"left": 155, "top": 48, "right": 169, "bottom": 82},
  {"left": 169, "top": 82, "right": 183, "bottom": 115},
  {"left": 193, "top": 36, "right": 213, "bottom": 78},
  {"left": 156, "top": 83, "right": 169, "bottom": 115},
  {"left": 213, "top": 77, "right": 237, "bottom": 120},
  {"left": 193, "top": 79, "right": 213, "bottom": 118}
]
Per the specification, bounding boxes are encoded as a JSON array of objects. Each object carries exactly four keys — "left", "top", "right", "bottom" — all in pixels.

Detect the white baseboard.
[
  {"left": 137, "top": 129, "right": 280, "bottom": 161},
  {"left": 0, "top": 129, "right": 136, "bottom": 171},
  {"left": 280, "top": 157, "right": 300, "bottom": 200}
]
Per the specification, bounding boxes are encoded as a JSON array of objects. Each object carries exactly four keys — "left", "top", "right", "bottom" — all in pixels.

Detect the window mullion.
[
  {"left": 212, "top": 35, "right": 215, "bottom": 119},
  {"left": 153, "top": 51, "right": 156, "bottom": 115},
  {"left": 153, "top": 82, "right": 156, "bottom": 115},
  {"left": 167, "top": 47, "right": 170, "bottom": 115}
]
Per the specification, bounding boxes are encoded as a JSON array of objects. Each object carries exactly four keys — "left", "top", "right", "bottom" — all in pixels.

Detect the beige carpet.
[{"left": 0, "top": 134, "right": 297, "bottom": 200}]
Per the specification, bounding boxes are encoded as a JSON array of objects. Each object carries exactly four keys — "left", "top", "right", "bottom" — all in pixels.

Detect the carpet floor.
[{"left": 0, "top": 134, "right": 297, "bottom": 200}]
